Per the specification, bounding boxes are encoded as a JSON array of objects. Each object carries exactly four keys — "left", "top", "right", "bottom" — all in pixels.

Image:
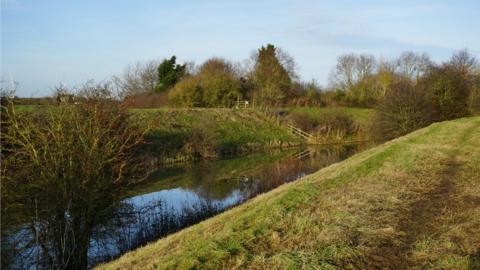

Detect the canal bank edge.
[{"left": 98, "top": 116, "right": 480, "bottom": 269}]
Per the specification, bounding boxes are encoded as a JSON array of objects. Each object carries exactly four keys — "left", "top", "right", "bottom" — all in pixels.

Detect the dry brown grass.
[{"left": 97, "top": 117, "right": 480, "bottom": 270}]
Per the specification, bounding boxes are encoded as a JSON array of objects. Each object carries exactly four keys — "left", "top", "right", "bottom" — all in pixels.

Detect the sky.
[{"left": 1, "top": 0, "right": 480, "bottom": 97}]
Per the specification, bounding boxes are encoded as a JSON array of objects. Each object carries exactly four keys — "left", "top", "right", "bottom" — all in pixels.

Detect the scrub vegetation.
[{"left": 132, "top": 108, "right": 301, "bottom": 161}]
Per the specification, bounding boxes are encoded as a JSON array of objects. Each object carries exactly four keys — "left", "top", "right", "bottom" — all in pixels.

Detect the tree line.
[
  {"left": 113, "top": 44, "right": 479, "bottom": 140},
  {"left": 113, "top": 45, "right": 479, "bottom": 113}
]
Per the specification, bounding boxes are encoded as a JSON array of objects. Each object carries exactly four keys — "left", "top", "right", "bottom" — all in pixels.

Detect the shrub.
[
  {"left": 373, "top": 80, "right": 434, "bottom": 140},
  {"left": 168, "top": 76, "right": 204, "bottom": 107},
  {"left": 322, "top": 89, "right": 348, "bottom": 107},
  {"left": 123, "top": 91, "right": 169, "bottom": 108},
  {"left": 314, "top": 111, "right": 358, "bottom": 138},
  {"left": 200, "top": 72, "right": 242, "bottom": 108},
  {"left": 284, "top": 112, "right": 318, "bottom": 132},
  {"left": 284, "top": 111, "right": 358, "bottom": 141},
  {"left": 168, "top": 58, "right": 242, "bottom": 107},
  {"left": 182, "top": 117, "right": 220, "bottom": 158},
  {"left": 469, "top": 74, "right": 480, "bottom": 114},
  {"left": 421, "top": 65, "right": 471, "bottom": 121},
  {"left": 1, "top": 86, "right": 146, "bottom": 269}
]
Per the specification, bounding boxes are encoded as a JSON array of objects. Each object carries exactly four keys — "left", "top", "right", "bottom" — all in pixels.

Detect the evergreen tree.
[
  {"left": 155, "top": 56, "right": 186, "bottom": 92},
  {"left": 252, "top": 44, "right": 292, "bottom": 106}
]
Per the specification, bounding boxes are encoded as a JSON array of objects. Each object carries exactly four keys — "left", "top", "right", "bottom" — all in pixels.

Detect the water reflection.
[
  {"left": 89, "top": 145, "right": 359, "bottom": 263},
  {"left": 4, "top": 144, "right": 364, "bottom": 269}
]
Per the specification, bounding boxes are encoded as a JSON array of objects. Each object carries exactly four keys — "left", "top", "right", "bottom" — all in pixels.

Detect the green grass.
[
  {"left": 131, "top": 108, "right": 301, "bottom": 158},
  {"left": 13, "top": 105, "right": 50, "bottom": 113},
  {"left": 132, "top": 107, "right": 374, "bottom": 159},
  {"left": 97, "top": 116, "right": 480, "bottom": 269},
  {"left": 283, "top": 107, "right": 374, "bottom": 128},
  {"left": 10, "top": 105, "right": 373, "bottom": 159}
]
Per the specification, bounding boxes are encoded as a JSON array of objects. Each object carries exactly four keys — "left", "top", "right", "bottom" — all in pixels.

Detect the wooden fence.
[
  {"left": 286, "top": 124, "right": 314, "bottom": 140},
  {"left": 235, "top": 100, "right": 251, "bottom": 108}
]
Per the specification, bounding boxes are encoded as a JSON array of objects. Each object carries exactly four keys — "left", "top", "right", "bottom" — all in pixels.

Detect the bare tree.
[
  {"left": 1, "top": 75, "right": 19, "bottom": 103},
  {"left": 113, "top": 60, "right": 160, "bottom": 98},
  {"left": 450, "top": 48, "right": 478, "bottom": 74},
  {"left": 330, "top": 53, "right": 357, "bottom": 90},
  {"left": 395, "top": 51, "right": 432, "bottom": 81},
  {"left": 1, "top": 83, "right": 149, "bottom": 269},
  {"left": 276, "top": 47, "right": 299, "bottom": 81},
  {"left": 329, "top": 53, "right": 376, "bottom": 90},
  {"left": 374, "top": 80, "right": 434, "bottom": 140},
  {"left": 356, "top": 54, "right": 376, "bottom": 80}
]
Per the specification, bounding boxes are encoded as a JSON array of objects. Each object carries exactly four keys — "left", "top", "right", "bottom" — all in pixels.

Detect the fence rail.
[
  {"left": 286, "top": 124, "right": 314, "bottom": 140},
  {"left": 236, "top": 100, "right": 251, "bottom": 108}
]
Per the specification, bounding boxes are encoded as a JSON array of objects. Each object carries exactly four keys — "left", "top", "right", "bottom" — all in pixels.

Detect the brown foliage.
[
  {"left": 182, "top": 116, "right": 220, "bottom": 158},
  {"left": 420, "top": 64, "right": 471, "bottom": 121},
  {"left": 123, "top": 91, "right": 169, "bottom": 108},
  {"left": 373, "top": 80, "right": 434, "bottom": 140},
  {"left": 1, "top": 87, "right": 148, "bottom": 269},
  {"left": 314, "top": 112, "right": 358, "bottom": 137},
  {"left": 284, "top": 112, "right": 318, "bottom": 132}
]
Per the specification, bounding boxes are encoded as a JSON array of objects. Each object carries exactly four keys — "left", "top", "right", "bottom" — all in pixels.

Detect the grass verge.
[
  {"left": 98, "top": 116, "right": 480, "bottom": 269},
  {"left": 132, "top": 108, "right": 301, "bottom": 160}
]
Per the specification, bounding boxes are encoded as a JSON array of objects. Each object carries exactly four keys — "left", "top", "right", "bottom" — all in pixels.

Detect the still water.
[
  {"left": 89, "top": 144, "right": 363, "bottom": 265},
  {"left": 7, "top": 144, "right": 364, "bottom": 268}
]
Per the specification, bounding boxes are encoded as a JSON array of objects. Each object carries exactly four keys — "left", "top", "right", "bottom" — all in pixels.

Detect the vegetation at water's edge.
[
  {"left": 10, "top": 105, "right": 374, "bottom": 163},
  {"left": 131, "top": 107, "right": 373, "bottom": 162},
  {"left": 98, "top": 116, "right": 480, "bottom": 270},
  {"left": 1, "top": 92, "right": 148, "bottom": 270},
  {"left": 134, "top": 108, "right": 299, "bottom": 160}
]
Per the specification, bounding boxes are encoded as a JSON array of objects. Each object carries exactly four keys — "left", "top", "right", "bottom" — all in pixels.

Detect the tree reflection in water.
[{"left": 3, "top": 144, "right": 364, "bottom": 269}]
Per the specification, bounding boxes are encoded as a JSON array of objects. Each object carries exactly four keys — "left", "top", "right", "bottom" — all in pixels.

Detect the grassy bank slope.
[
  {"left": 279, "top": 107, "right": 374, "bottom": 143},
  {"left": 132, "top": 108, "right": 300, "bottom": 159},
  {"left": 99, "top": 116, "right": 480, "bottom": 269},
  {"left": 284, "top": 107, "right": 374, "bottom": 128}
]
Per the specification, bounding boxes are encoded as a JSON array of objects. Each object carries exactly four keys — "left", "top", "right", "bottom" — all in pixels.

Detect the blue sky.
[{"left": 2, "top": 0, "right": 479, "bottom": 97}]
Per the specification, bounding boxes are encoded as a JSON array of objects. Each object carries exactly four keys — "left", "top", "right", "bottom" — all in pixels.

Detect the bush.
[
  {"left": 168, "top": 77, "right": 204, "bottom": 107},
  {"left": 421, "top": 65, "right": 471, "bottom": 121},
  {"left": 373, "top": 80, "right": 434, "bottom": 140},
  {"left": 1, "top": 86, "right": 146, "bottom": 269},
  {"left": 201, "top": 73, "right": 242, "bottom": 107},
  {"left": 123, "top": 91, "right": 169, "bottom": 108},
  {"left": 314, "top": 112, "right": 357, "bottom": 137},
  {"left": 284, "top": 111, "right": 318, "bottom": 132},
  {"left": 182, "top": 117, "right": 220, "bottom": 158},
  {"left": 168, "top": 58, "right": 242, "bottom": 107},
  {"left": 284, "top": 110, "right": 358, "bottom": 141},
  {"left": 322, "top": 89, "right": 348, "bottom": 107},
  {"left": 345, "top": 76, "right": 383, "bottom": 107},
  {"left": 469, "top": 74, "right": 480, "bottom": 114}
]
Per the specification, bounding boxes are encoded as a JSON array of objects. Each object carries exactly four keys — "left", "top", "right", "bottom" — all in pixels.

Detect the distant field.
[{"left": 98, "top": 116, "right": 480, "bottom": 269}]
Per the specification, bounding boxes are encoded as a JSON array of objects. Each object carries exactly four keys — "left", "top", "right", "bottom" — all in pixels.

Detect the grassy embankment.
[
  {"left": 284, "top": 107, "right": 374, "bottom": 127},
  {"left": 98, "top": 116, "right": 480, "bottom": 269},
  {"left": 279, "top": 107, "right": 374, "bottom": 143},
  {"left": 133, "top": 107, "right": 373, "bottom": 163},
  {"left": 132, "top": 108, "right": 299, "bottom": 162},
  {"left": 13, "top": 105, "right": 372, "bottom": 162}
]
